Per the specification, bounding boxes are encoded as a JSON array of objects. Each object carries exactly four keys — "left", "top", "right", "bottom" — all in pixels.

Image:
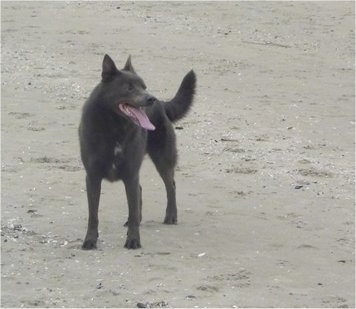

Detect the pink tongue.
[{"left": 119, "top": 104, "right": 155, "bottom": 131}]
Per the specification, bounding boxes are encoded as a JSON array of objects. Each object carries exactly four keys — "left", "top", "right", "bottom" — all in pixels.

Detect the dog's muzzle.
[{"left": 145, "top": 95, "right": 157, "bottom": 106}]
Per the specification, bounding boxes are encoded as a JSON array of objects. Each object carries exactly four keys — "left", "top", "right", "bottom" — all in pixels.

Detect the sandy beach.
[{"left": 1, "top": 2, "right": 355, "bottom": 308}]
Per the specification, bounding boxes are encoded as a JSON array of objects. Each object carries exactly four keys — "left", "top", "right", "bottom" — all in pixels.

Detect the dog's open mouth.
[{"left": 118, "top": 103, "right": 155, "bottom": 131}]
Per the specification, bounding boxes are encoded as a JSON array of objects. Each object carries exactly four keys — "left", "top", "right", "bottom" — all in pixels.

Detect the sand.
[{"left": 1, "top": 1, "right": 355, "bottom": 308}]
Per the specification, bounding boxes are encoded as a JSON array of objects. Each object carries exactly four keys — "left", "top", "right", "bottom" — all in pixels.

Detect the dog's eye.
[{"left": 127, "top": 83, "right": 134, "bottom": 92}]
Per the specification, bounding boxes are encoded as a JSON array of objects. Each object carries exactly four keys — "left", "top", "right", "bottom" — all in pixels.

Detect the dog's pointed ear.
[
  {"left": 102, "top": 54, "right": 118, "bottom": 81},
  {"left": 123, "top": 55, "right": 136, "bottom": 73}
]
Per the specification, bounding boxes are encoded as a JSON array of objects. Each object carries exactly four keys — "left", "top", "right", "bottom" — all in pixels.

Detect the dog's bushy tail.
[{"left": 164, "top": 70, "right": 196, "bottom": 122}]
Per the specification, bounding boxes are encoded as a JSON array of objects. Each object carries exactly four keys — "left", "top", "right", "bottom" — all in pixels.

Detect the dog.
[{"left": 78, "top": 54, "right": 196, "bottom": 249}]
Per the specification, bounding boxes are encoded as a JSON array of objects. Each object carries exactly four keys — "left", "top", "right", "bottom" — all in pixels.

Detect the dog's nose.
[{"left": 146, "top": 95, "right": 157, "bottom": 106}]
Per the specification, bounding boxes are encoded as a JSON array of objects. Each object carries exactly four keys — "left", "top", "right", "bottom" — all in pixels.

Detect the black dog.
[{"left": 79, "top": 54, "right": 196, "bottom": 249}]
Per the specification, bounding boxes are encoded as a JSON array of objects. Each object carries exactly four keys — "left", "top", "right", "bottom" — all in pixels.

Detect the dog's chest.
[
  {"left": 106, "top": 142, "right": 124, "bottom": 180},
  {"left": 112, "top": 141, "right": 124, "bottom": 168}
]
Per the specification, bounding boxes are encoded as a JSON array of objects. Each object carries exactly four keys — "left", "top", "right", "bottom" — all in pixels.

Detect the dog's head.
[{"left": 99, "top": 54, "right": 156, "bottom": 130}]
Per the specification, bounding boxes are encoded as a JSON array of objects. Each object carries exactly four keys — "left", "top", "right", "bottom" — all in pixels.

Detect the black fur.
[{"left": 79, "top": 54, "right": 196, "bottom": 249}]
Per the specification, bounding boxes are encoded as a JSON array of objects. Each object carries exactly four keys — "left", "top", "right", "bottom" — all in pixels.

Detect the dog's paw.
[
  {"left": 82, "top": 239, "right": 97, "bottom": 250},
  {"left": 163, "top": 215, "right": 177, "bottom": 225},
  {"left": 124, "top": 237, "right": 141, "bottom": 249}
]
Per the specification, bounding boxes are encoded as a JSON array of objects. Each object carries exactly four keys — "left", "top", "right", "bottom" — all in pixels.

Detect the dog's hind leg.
[
  {"left": 148, "top": 137, "right": 178, "bottom": 224},
  {"left": 150, "top": 156, "right": 177, "bottom": 224},
  {"left": 82, "top": 174, "right": 102, "bottom": 250},
  {"left": 123, "top": 175, "right": 142, "bottom": 249},
  {"left": 161, "top": 168, "right": 177, "bottom": 224}
]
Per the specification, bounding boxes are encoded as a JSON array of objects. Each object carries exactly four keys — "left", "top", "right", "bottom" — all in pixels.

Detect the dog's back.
[{"left": 146, "top": 70, "right": 196, "bottom": 163}]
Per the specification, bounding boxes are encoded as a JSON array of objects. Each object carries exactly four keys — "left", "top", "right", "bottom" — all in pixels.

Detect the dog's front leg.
[
  {"left": 82, "top": 174, "right": 102, "bottom": 250},
  {"left": 123, "top": 175, "right": 141, "bottom": 249}
]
